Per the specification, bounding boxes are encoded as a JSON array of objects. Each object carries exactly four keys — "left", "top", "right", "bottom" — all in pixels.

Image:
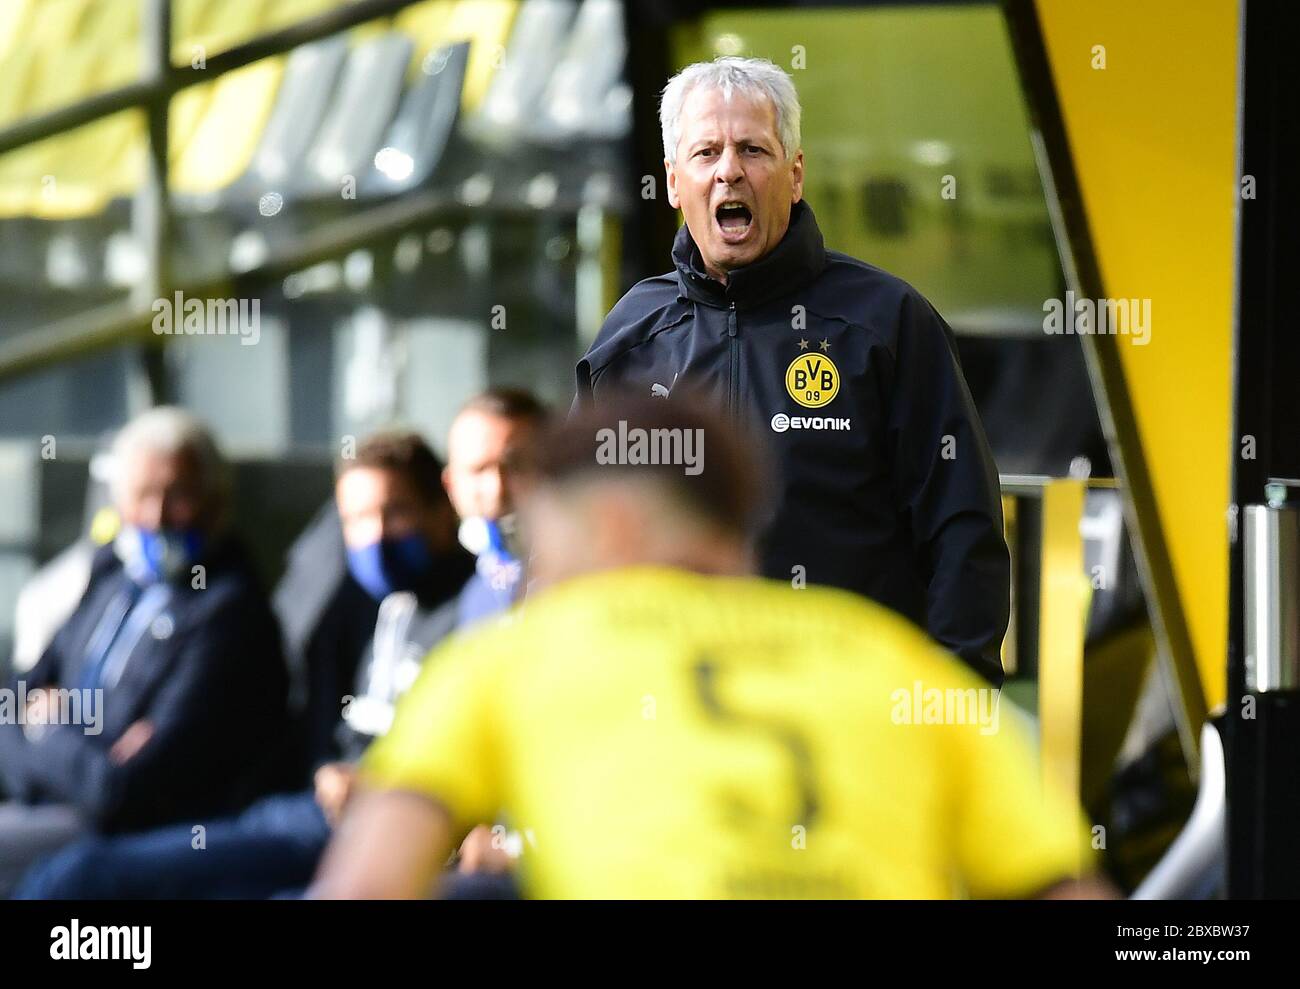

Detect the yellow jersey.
[{"left": 361, "top": 566, "right": 1093, "bottom": 898}]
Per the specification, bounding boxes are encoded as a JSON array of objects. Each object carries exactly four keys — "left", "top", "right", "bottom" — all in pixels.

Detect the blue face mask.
[
  {"left": 457, "top": 515, "right": 520, "bottom": 561},
  {"left": 115, "top": 525, "right": 205, "bottom": 585},
  {"left": 458, "top": 516, "right": 523, "bottom": 601},
  {"left": 346, "top": 532, "right": 436, "bottom": 601}
]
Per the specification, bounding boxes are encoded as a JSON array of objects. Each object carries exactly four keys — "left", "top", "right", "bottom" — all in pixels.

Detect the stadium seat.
[
  {"left": 0, "top": 45, "right": 106, "bottom": 218},
  {"left": 294, "top": 32, "right": 414, "bottom": 200},
  {"left": 173, "top": 0, "right": 221, "bottom": 41},
  {"left": 466, "top": 0, "right": 579, "bottom": 149},
  {"left": 7, "top": 16, "right": 104, "bottom": 122},
  {"left": 19, "top": 39, "right": 147, "bottom": 221},
  {"left": 171, "top": 59, "right": 288, "bottom": 199},
  {"left": 0, "top": 48, "right": 39, "bottom": 129},
  {"left": 393, "top": 0, "right": 521, "bottom": 104},
  {"left": 174, "top": 0, "right": 286, "bottom": 60},
  {"left": 261, "top": 0, "right": 344, "bottom": 33},
  {"left": 0, "top": 0, "right": 37, "bottom": 64},
  {"left": 173, "top": 0, "right": 269, "bottom": 64},
  {"left": 73, "top": 0, "right": 141, "bottom": 90},
  {"left": 166, "top": 82, "right": 217, "bottom": 167},
  {"left": 0, "top": 0, "right": 597, "bottom": 294},
  {"left": 0, "top": 0, "right": 269, "bottom": 215},
  {"left": 25, "top": 0, "right": 96, "bottom": 54},
  {"left": 28, "top": 108, "right": 142, "bottom": 221},
  {"left": 162, "top": 34, "right": 351, "bottom": 284},
  {"left": 530, "top": 0, "right": 631, "bottom": 144},
  {"left": 361, "top": 41, "right": 470, "bottom": 198},
  {"left": 394, "top": 0, "right": 457, "bottom": 82},
  {"left": 438, "top": 0, "right": 520, "bottom": 114},
  {"left": 222, "top": 36, "right": 350, "bottom": 206}
]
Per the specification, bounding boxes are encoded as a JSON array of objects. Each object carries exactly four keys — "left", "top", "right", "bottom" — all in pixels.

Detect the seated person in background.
[
  {"left": 441, "top": 387, "right": 547, "bottom": 626},
  {"left": 13, "top": 417, "right": 533, "bottom": 899},
  {"left": 290, "top": 387, "right": 547, "bottom": 774},
  {"left": 313, "top": 396, "right": 1111, "bottom": 900},
  {"left": 437, "top": 387, "right": 548, "bottom": 879},
  {"left": 0, "top": 407, "right": 288, "bottom": 897},
  {"left": 274, "top": 496, "right": 381, "bottom": 781}
]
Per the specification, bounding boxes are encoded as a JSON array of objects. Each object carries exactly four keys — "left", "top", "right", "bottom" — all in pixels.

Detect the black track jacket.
[{"left": 574, "top": 201, "right": 1010, "bottom": 684}]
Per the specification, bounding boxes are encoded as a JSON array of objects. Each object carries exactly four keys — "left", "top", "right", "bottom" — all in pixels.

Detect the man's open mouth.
[{"left": 715, "top": 202, "right": 753, "bottom": 239}]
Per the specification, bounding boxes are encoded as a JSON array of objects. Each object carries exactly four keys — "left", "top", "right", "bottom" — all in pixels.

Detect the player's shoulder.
[
  {"left": 544, "top": 567, "right": 937, "bottom": 655},
  {"left": 735, "top": 576, "right": 986, "bottom": 683},
  {"left": 820, "top": 250, "right": 923, "bottom": 300},
  {"left": 808, "top": 251, "right": 938, "bottom": 346},
  {"left": 581, "top": 273, "right": 690, "bottom": 377},
  {"left": 490, "top": 568, "right": 971, "bottom": 681},
  {"left": 755, "top": 576, "right": 935, "bottom": 645},
  {"left": 609, "top": 269, "right": 682, "bottom": 317}
]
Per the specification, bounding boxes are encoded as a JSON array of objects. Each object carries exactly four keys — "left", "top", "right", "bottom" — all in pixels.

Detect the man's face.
[
  {"left": 335, "top": 467, "right": 445, "bottom": 552},
  {"left": 442, "top": 411, "right": 537, "bottom": 522},
  {"left": 666, "top": 86, "right": 804, "bottom": 283},
  {"left": 117, "top": 447, "right": 209, "bottom": 533}
]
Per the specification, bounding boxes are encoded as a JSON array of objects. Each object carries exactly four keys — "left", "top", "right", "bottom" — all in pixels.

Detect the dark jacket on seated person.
[
  {"left": 11, "top": 566, "right": 487, "bottom": 901},
  {"left": 0, "top": 536, "right": 288, "bottom": 832}
]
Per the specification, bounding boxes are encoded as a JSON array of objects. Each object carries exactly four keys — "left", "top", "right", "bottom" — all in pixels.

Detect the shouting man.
[{"left": 574, "top": 57, "right": 1009, "bottom": 682}]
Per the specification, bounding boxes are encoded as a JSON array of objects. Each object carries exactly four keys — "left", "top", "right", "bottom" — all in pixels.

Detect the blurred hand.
[
  {"left": 314, "top": 762, "right": 357, "bottom": 826},
  {"left": 457, "top": 825, "right": 515, "bottom": 875},
  {"left": 109, "top": 720, "right": 154, "bottom": 765}
]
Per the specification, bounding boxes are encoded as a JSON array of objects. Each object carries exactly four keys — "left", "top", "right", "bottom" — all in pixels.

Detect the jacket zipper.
[{"left": 727, "top": 301, "right": 738, "bottom": 419}]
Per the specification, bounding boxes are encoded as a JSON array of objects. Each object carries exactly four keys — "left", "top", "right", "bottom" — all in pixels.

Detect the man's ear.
[
  {"left": 790, "top": 150, "right": 805, "bottom": 205},
  {"left": 665, "top": 158, "right": 680, "bottom": 209}
]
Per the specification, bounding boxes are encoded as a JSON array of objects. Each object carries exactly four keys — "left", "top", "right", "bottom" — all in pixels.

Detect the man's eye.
[{"left": 695, "top": 148, "right": 715, "bottom": 158}]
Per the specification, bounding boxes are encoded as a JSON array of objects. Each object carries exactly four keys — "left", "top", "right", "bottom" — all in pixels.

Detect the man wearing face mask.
[
  {"left": 12, "top": 418, "right": 529, "bottom": 899},
  {"left": 442, "top": 388, "right": 548, "bottom": 628},
  {"left": 292, "top": 389, "right": 546, "bottom": 771},
  {"left": 435, "top": 389, "right": 549, "bottom": 883},
  {"left": 0, "top": 407, "right": 288, "bottom": 897}
]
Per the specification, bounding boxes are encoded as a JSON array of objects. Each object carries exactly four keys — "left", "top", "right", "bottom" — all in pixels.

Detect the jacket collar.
[{"left": 672, "top": 199, "right": 826, "bottom": 310}]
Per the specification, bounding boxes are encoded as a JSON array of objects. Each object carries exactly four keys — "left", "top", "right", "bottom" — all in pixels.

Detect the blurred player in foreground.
[{"left": 312, "top": 397, "right": 1109, "bottom": 899}]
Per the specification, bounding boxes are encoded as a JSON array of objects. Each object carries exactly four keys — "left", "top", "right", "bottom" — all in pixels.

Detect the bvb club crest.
[{"left": 784, "top": 350, "right": 840, "bottom": 409}]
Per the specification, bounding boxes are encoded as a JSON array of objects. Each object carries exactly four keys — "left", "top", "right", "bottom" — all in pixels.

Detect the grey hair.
[
  {"left": 109, "top": 406, "right": 230, "bottom": 513},
  {"left": 659, "top": 56, "right": 802, "bottom": 162}
]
